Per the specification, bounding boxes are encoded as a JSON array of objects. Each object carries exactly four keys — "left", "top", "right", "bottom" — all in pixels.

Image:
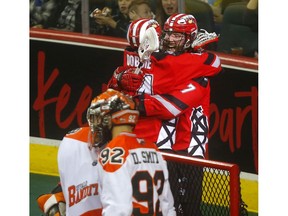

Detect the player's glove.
[
  {"left": 37, "top": 192, "right": 66, "bottom": 216},
  {"left": 117, "top": 67, "right": 144, "bottom": 96},
  {"left": 107, "top": 66, "right": 133, "bottom": 90},
  {"left": 191, "top": 29, "right": 219, "bottom": 52},
  {"left": 37, "top": 183, "right": 66, "bottom": 216}
]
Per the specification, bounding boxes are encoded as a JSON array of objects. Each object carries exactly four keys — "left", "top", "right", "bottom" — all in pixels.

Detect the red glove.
[
  {"left": 117, "top": 68, "right": 144, "bottom": 95},
  {"left": 107, "top": 66, "right": 132, "bottom": 90}
]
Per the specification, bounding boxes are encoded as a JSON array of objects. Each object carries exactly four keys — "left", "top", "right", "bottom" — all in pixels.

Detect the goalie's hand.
[
  {"left": 117, "top": 68, "right": 144, "bottom": 95},
  {"left": 37, "top": 192, "right": 66, "bottom": 216}
]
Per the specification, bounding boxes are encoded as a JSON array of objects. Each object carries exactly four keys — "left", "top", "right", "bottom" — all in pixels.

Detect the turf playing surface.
[
  {"left": 30, "top": 173, "right": 60, "bottom": 215},
  {"left": 30, "top": 173, "right": 258, "bottom": 216}
]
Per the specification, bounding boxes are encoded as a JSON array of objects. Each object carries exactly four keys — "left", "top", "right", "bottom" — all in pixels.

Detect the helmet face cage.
[
  {"left": 87, "top": 101, "right": 112, "bottom": 148},
  {"left": 86, "top": 89, "right": 139, "bottom": 147},
  {"left": 160, "top": 31, "right": 187, "bottom": 53},
  {"left": 161, "top": 13, "right": 198, "bottom": 53},
  {"left": 127, "top": 18, "right": 161, "bottom": 49}
]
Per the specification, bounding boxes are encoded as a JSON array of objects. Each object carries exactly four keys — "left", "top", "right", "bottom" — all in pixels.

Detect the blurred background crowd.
[{"left": 30, "top": 0, "right": 258, "bottom": 58}]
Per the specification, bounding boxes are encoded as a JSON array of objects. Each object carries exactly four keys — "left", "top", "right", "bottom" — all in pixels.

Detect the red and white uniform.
[
  {"left": 96, "top": 132, "right": 176, "bottom": 216},
  {"left": 137, "top": 79, "right": 211, "bottom": 158},
  {"left": 123, "top": 47, "right": 153, "bottom": 70},
  {"left": 120, "top": 49, "right": 222, "bottom": 157},
  {"left": 58, "top": 127, "right": 102, "bottom": 216},
  {"left": 174, "top": 83, "right": 211, "bottom": 158}
]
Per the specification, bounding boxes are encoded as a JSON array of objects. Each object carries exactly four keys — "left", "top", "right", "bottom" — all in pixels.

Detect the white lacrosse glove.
[{"left": 191, "top": 29, "right": 219, "bottom": 51}]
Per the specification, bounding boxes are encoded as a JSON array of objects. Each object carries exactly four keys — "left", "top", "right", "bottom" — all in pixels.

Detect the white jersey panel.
[
  {"left": 97, "top": 143, "right": 176, "bottom": 216},
  {"left": 58, "top": 137, "right": 102, "bottom": 215}
]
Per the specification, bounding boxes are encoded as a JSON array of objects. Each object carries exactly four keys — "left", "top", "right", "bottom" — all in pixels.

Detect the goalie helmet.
[
  {"left": 127, "top": 18, "right": 162, "bottom": 49},
  {"left": 86, "top": 89, "right": 139, "bottom": 147},
  {"left": 161, "top": 13, "right": 198, "bottom": 53}
]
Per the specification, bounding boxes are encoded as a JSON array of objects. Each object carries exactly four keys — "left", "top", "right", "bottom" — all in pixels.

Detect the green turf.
[
  {"left": 30, "top": 173, "right": 258, "bottom": 216},
  {"left": 30, "top": 173, "right": 60, "bottom": 216}
]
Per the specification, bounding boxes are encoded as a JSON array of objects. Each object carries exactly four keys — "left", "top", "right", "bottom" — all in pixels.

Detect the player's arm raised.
[{"left": 134, "top": 79, "right": 207, "bottom": 119}]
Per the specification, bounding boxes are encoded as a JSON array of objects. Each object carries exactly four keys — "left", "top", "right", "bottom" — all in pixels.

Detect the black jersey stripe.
[
  {"left": 137, "top": 93, "right": 147, "bottom": 116},
  {"left": 162, "top": 94, "right": 189, "bottom": 111},
  {"left": 204, "top": 52, "right": 215, "bottom": 65}
]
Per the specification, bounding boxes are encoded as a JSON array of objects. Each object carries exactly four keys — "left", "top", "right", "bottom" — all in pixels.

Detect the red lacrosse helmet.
[
  {"left": 162, "top": 13, "right": 198, "bottom": 52},
  {"left": 127, "top": 18, "right": 162, "bottom": 49}
]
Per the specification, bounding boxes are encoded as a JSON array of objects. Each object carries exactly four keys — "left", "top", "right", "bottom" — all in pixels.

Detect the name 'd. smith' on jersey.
[{"left": 131, "top": 150, "right": 160, "bottom": 164}]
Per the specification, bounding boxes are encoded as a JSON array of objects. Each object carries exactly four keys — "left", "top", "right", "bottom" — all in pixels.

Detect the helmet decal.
[
  {"left": 127, "top": 18, "right": 161, "bottom": 49},
  {"left": 162, "top": 13, "right": 198, "bottom": 53}
]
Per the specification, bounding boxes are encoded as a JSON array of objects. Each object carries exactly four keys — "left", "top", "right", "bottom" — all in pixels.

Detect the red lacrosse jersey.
[
  {"left": 96, "top": 132, "right": 176, "bottom": 216},
  {"left": 135, "top": 78, "right": 211, "bottom": 156},
  {"left": 123, "top": 47, "right": 153, "bottom": 70},
  {"left": 117, "top": 48, "right": 222, "bottom": 155},
  {"left": 138, "top": 51, "right": 221, "bottom": 95},
  {"left": 58, "top": 127, "right": 102, "bottom": 216}
]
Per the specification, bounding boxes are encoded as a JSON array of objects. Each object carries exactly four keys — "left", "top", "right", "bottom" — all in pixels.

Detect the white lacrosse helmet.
[{"left": 127, "top": 18, "right": 162, "bottom": 49}]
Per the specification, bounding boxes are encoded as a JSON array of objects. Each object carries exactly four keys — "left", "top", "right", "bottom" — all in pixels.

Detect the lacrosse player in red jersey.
[
  {"left": 108, "top": 15, "right": 221, "bottom": 153},
  {"left": 108, "top": 14, "right": 222, "bottom": 215},
  {"left": 137, "top": 13, "right": 222, "bottom": 216},
  {"left": 87, "top": 88, "right": 176, "bottom": 216}
]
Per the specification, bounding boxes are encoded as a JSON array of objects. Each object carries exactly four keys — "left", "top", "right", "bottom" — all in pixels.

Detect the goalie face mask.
[
  {"left": 87, "top": 101, "right": 112, "bottom": 148},
  {"left": 87, "top": 89, "right": 139, "bottom": 147}
]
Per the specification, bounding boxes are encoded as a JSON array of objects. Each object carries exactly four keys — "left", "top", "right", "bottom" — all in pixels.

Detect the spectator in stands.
[
  {"left": 155, "top": 0, "right": 178, "bottom": 27},
  {"left": 243, "top": 0, "right": 258, "bottom": 26},
  {"left": 199, "top": 0, "right": 223, "bottom": 34},
  {"left": 155, "top": 0, "right": 216, "bottom": 48},
  {"left": 216, "top": 0, "right": 258, "bottom": 57},
  {"left": 48, "top": 0, "right": 104, "bottom": 32},
  {"left": 185, "top": 0, "right": 216, "bottom": 33},
  {"left": 30, "top": 0, "right": 67, "bottom": 29},
  {"left": 48, "top": 0, "right": 81, "bottom": 32},
  {"left": 128, "top": 0, "right": 155, "bottom": 21},
  {"left": 243, "top": 0, "right": 258, "bottom": 58},
  {"left": 91, "top": 0, "right": 134, "bottom": 38},
  {"left": 221, "top": 0, "right": 247, "bottom": 12},
  {"left": 200, "top": 0, "right": 247, "bottom": 34}
]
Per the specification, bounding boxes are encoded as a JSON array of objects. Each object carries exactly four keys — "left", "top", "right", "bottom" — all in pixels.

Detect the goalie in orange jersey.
[{"left": 87, "top": 89, "right": 176, "bottom": 215}]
